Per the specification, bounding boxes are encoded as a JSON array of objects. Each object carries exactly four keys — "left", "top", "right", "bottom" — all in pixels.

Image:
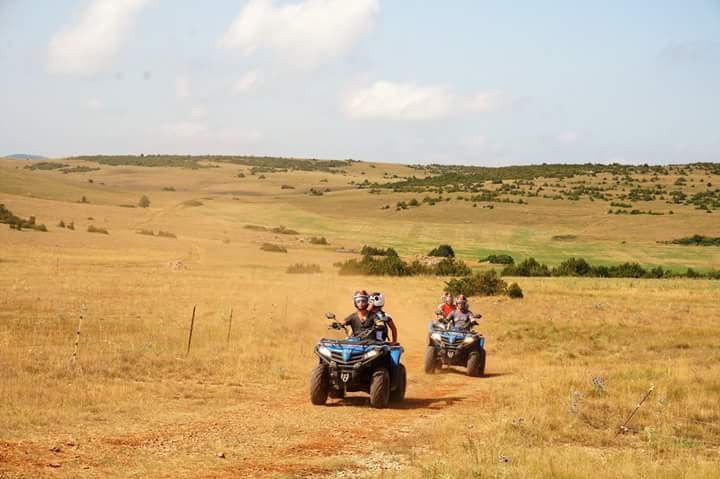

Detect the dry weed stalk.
[{"left": 617, "top": 384, "right": 655, "bottom": 434}]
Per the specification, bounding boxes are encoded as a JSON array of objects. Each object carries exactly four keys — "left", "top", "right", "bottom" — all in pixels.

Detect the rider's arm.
[{"left": 387, "top": 317, "right": 398, "bottom": 343}]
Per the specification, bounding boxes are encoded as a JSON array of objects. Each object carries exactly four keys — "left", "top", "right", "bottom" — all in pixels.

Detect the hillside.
[{"left": 1, "top": 156, "right": 719, "bottom": 478}]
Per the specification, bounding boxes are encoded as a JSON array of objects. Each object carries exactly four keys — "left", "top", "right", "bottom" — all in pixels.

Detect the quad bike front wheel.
[
  {"left": 390, "top": 364, "right": 406, "bottom": 403},
  {"left": 310, "top": 364, "right": 329, "bottom": 405},
  {"left": 467, "top": 349, "right": 486, "bottom": 377},
  {"left": 424, "top": 346, "right": 437, "bottom": 374},
  {"left": 369, "top": 368, "right": 390, "bottom": 408}
]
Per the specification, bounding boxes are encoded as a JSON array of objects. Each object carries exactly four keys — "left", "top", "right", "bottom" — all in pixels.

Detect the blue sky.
[{"left": 1, "top": 0, "right": 719, "bottom": 165}]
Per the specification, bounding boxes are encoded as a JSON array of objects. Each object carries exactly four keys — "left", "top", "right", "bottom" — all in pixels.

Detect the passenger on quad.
[
  {"left": 342, "top": 290, "right": 378, "bottom": 338},
  {"left": 368, "top": 292, "right": 398, "bottom": 343},
  {"left": 446, "top": 294, "right": 481, "bottom": 330},
  {"left": 436, "top": 291, "right": 455, "bottom": 319}
]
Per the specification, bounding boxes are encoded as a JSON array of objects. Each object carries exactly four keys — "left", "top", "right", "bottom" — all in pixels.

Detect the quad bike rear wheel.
[
  {"left": 369, "top": 368, "right": 390, "bottom": 408},
  {"left": 390, "top": 364, "right": 406, "bottom": 402},
  {"left": 310, "top": 364, "right": 329, "bottom": 405},
  {"left": 424, "top": 346, "right": 437, "bottom": 374}
]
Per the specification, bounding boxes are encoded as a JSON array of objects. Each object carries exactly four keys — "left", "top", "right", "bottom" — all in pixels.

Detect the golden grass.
[{"left": 1, "top": 158, "right": 719, "bottom": 477}]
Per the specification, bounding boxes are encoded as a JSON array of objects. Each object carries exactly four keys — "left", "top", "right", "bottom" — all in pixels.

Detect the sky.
[{"left": 1, "top": 0, "right": 719, "bottom": 166}]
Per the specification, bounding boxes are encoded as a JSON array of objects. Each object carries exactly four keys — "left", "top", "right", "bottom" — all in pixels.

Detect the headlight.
[
  {"left": 318, "top": 346, "right": 332, "bottom": 358},
  {"left": 431, "top": 333, "right": 442, "bottom": 342},
  {"left": 463, "top": 336, "right": 476, "bottom": 344},
  {"left": 363, "top": 349, "right": 380, "bottom": 360}
]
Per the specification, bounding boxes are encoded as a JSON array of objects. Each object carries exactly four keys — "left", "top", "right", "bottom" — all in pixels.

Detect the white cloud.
[
  {"left": 232, "top": 70, "right": 260, "bottom": 95},
  {"left": 344, "top": 81, "right": 502, "bottom": 120},
  {"left": 217, "top": 0, "right": 379, "bottom": 68},
  {"left": 48, "top": 0, "right": 150, "bottom": 75},
  {"left": 175, "top": 76, "right": 191, "bottom": 99},
  {"left": 466, "top": 91, "right": 503, "bottom": 112}
]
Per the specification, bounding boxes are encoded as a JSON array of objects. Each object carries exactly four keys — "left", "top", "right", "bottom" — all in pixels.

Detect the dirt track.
[{"left": 1, "top": 347, "right": 498, "bottom": 479}]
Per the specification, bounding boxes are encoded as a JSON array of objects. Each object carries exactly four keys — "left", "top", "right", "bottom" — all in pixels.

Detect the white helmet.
[{"left": 369, "top": 292, "right": 385, "bottom": 307}]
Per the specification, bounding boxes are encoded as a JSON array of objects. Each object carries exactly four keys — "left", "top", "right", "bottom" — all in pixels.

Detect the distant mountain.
[{"left": 5, "top": 153, "right": 48, "bottom": 160}]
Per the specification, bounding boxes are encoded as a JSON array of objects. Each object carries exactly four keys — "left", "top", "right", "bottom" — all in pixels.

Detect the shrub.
[
  {"left": 286, "top": 263, "right": 322, "bottom": 274},
  {"left": 445, "top": 271, "right": 508, "bottom": 297},
  {"left": 360, "top": 245, "right": 398, "bottom": 257},
  {"left": 482, "top": 254, "right": 514, "bottom": 265},
  {"left": 553, "top": 257, "right": 593, "bottom": 277},
  {"left": 435, "top": 258, "right": 472, "bottom": 276},
  {"left": 271, "top": 225, "right": 299, "bottom": 235},
  {"left": 67, "top": 221, "right": 75, "bottom": 231},
  {"left": 0, "top": 204, "right": 47, "bottom": 232},
  {"left": 309, "top": 236, "right": 328, "bottom": 245},
  {"left": 162, "top": 186, "right": 176, "bottom": 191},
  {"left": 181, "top": 199, "right": 203, "bottom": 207},
  {"left": 260, "top": 243, "right": 287, "bottom": 253},
  {"left": 281, "top": 184, "right": 295, "bottom": 189},
  {"left": 244, "top": 224, "right": 268, "bottom": 232},
  {"left": 138, "top": 195, "right": 151, "bottom": 208},
  {"left": 80, "top": 196, "right": 88, "bottom": 203},
  {"left": 428, "top": 244, "right": 455, "bottom": 258},
  {"left": 339, "top": 254, "right": 415, "bottom": 276},
  {"left": 507, "top": 282, "right": 524, "bottom": 298},
  {"left": 87, "top": 225, "right": 109, "bottom": 234},
  {"left": 607, "top": 262, "right": 646, "bottom": 278},
  {"left": 57, "top": 220, "right": 66, "bottom": 228},
  {"left": 157, "top": 230, "right": 176, "bottom": 238},
  {"left": 137, "top": 229, "right": 155, "bottom": 236},
  {"left": 503, "top": 258, "right": 551, "bottom": 276}
]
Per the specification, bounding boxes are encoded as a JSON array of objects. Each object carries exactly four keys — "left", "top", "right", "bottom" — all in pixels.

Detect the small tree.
[
  {"left": 138, "top": 195, "right": 151, "bottom": 208},
  {"left": 428, "top": 244, "right": 455, "bottom": 258}
]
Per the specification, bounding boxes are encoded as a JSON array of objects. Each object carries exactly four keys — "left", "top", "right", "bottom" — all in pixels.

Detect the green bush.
[
  {"left": 271, "top": 225, "right": 299, "bottom": 235},
  {"left": 553, "top": 257, "right": 593, "bottom": 277},
  {"left": 435, "top": 258, "right": 472, "bottom": 276},
  {"left": 87, "top": 225, "right": 109, "bottom": 234},
  {"left": 428, "top": 244, "right": 455, "bottom": 258},
  {"left": 482, "top": 254, "right": 514, "bottom": 265},
  {"left": 138, "top": 195, "right": 151, "bottom": 208},
  {"left": 360, "top": 245, "right": 398, "bottom": 257},
  {"left": 503, "top": 258, "right": 551, "bottom": 276},
  {"left": 157, "top": 230, "right": 176, "bottom": 238},
  {"left": 445, "top": 271, "right": 508, "bottom": 297},
  {"left": 260, "top": 243, "right": 287, "bottom": 253},
  {"left": 286, "top": 263, "right": 322, "bottom": 274},
  {"left": 507, "top": 282, "right": 524, "bottom": 298},
  {"left": 137, "top": 229, "right": 154, "bottom": 236},
  {"left": 309, "top": 236, "right": 328, "bottom": 245},
  {"left": 0, "top": 204, "right": 48, "bottom": 232}
]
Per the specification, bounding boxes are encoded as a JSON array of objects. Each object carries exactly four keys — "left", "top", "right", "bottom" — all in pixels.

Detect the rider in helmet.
[
  {"left": 446, "top": 294, "right": 480, "bottom": 330},
  {"left": 342, "top": 290, "right": 377, "bottom": 337},
  {"left": 367, "top": 292, "right": 398, "bottom": 343},
  {"left": 437, "top": 291, "right": 455, "bottom": 319}
]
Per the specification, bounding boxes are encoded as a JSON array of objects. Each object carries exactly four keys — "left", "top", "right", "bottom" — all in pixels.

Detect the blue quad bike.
[
  {"left": 425, "top": 313, "right": 486, "bottom": 377},
  {"left": 310, "top": 313, "right": 406, "bottom": 408}
]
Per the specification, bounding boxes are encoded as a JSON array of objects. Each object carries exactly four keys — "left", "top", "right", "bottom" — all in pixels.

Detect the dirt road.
[{"left": 1, "top": 347, "right": 499, "bottom": 479}]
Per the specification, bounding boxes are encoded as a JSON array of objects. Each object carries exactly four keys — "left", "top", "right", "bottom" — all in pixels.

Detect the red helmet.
[
  {"left": 455, "top": 294, "right": 468, "bottom": 308},
  {"left": 353, "top": 290, "right": 369, "bottom": 309}
]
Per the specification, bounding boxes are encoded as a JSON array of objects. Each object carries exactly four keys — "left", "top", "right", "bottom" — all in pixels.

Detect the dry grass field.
[{"left": 1, "top": 157, "right": 719, "bottom": 478}]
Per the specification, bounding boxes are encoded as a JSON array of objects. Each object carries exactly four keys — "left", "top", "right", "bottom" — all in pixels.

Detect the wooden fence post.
[
  {"left": 186, "top": 305, "right": 196, "bottom": 356},
  {"left": 71, "top": 306, "right": 84, "bottom": 367},
  {"left": 226, "top": 308, "right": 233, "bottom": 345}
]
